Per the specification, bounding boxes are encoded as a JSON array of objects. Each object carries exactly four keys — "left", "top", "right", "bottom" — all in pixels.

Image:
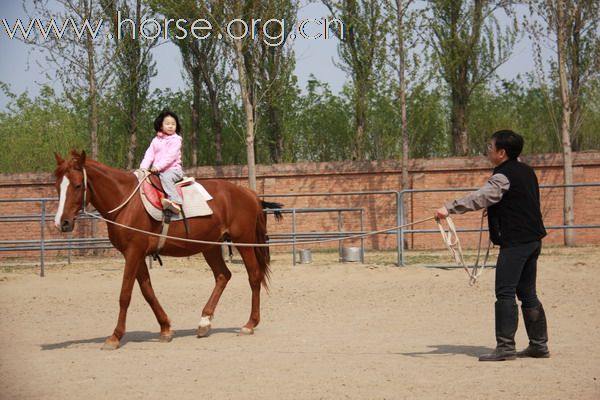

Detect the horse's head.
[{"left": 53, "top": 150, "right": 90, "bottom": 232}]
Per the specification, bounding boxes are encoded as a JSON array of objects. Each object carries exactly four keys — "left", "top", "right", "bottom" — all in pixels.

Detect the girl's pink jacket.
[{"left": 140, "top": 132, "right": 183, "bottom": 172}]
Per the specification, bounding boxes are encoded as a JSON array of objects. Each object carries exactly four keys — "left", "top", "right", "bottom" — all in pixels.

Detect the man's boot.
[
  {"left": 479, "top": 300, "right": 518, "bottom": 361},
  {"left": 517, "top": 303, "right": 550, "bottom": 358}
]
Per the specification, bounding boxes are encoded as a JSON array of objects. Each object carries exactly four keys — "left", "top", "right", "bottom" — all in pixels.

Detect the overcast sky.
[{"left": 0, "top": 1, "right": 540, "bottom": 112}]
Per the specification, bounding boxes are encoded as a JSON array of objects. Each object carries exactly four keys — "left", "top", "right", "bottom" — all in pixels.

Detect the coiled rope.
[{"left": 436, "top": 212, "right": 491, "bottom": 285}]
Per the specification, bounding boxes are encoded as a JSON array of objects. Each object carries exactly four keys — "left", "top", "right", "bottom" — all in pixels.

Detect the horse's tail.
[
  {"left": 255, "top": 201, "right": 284, "bottom": 290},
  {"left": 261, "top": 201, "right": 283, "bottom": 221}
]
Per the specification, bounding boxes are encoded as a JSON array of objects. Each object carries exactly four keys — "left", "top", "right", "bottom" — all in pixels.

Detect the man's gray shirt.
[{"left": 445, "top": 174, "right": 510, "bottom": 214}]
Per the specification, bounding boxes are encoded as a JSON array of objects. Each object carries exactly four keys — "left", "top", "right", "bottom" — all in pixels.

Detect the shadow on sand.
[
  {"left": 399, "top": 344, "right": 493, "bottom": 358},
  {"left": 40, "top": 327, "right": 240, "bottom": 350}
]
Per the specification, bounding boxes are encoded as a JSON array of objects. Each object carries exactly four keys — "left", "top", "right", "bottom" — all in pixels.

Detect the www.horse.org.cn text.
[{"left": 2, "top": 13, "right": 345, "bottom": 47}]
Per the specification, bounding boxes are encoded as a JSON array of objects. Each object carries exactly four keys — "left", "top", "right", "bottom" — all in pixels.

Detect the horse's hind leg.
[
  {"left": 136, "top": 258, "right": 173, "bottom": 342},
  {"left": 198, "top": 246, "right": 232, "bottom": 337},
  {"left": 236, "top": 246, "right": 264, "bottom": 335}
]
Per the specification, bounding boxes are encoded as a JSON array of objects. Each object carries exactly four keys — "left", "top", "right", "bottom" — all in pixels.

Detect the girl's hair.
[{"left": 154, "top": 109, "right": 181, "bottom": 133}]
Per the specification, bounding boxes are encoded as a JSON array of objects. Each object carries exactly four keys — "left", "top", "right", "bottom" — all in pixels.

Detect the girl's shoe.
[{"left": 161, "top": 198, "right": 181, "bottom": 214}]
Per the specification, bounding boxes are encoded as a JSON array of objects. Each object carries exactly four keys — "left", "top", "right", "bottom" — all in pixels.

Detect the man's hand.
[
  {"left": 434, "top": 206, "right": 449, "bottom": 220},
  {"left": 150, "top": 166, "right": 159, "bottom": 174}
]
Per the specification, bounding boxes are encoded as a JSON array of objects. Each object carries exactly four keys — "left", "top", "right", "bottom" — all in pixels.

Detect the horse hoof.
[
  {"left": 239, "top": 327, "right": 254, "bottom": 335},
  {"left": 159, "top": 331, "right": 174, "bottom": 342},
  {"left": 197, "top": 324, "right": 211, "bottom": 337},
  {"left": 101, "top": 339, "right": 120, "bottom": 351},
  {"left": 197, "top": 316, "right": 212, "bottom": 338}
]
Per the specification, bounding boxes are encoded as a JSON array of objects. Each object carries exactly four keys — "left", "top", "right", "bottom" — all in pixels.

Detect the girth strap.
[{"left": 153, "top": 212, "right": 172, "bottom": 265}]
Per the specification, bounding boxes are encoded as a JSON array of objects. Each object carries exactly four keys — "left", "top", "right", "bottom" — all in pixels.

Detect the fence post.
[
  {"left": 292, "top": 209, "right": 297, "bottom": 266},
  {"left": 396, "top": 191, "right": 405, "bottom": 266},
  {"left": 360, "top": 209, "right": 364, "bottom": 263},
  {"left": 338, "top": 210, "right": 342, "bottom": 260},
  {"left": 40, "top": 200, "right": 46, "bottom": 277}
]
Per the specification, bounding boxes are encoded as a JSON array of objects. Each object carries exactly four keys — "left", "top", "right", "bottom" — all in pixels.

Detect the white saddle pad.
[{"left": 136, "top": 172, "right": 213, "bottom": 221}]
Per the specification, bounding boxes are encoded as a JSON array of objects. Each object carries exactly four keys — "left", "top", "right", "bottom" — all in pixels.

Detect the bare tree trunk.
[
  {"left": 267, "top": 102, "right": 283, "bottom": 163},
  {"left": 202, "top": 73, "right": 224, "bottom": 165},
  {"left": 450, "top": 89, "right": 468, "bottom": 155},
  {"left": 125, "top": 0, "right": 142, "bottom": 170},
  {"left": 126, "top": 106, "right": 138, "bottom": 169},
  {"left": 233, "top": 37, "right": 256, "bottom": 190},
  {"left": 191, "top": 76, "right": 201, "bottom": 167},
  {"left": 353, "top": 121, "right": 366, "bottom": 161},
  {"left": 396, "top": 0, "right": 410, "bottom": 249},
  {"left": 568, "top": 1, "right": 583, "bottom": 151},
  {"left": 86, "top": 38, "right": 98, "bottom": 160},
  {"left": 211, "top": 101, "right": 224, "bottom": 166},
  {"left": 352, "top": 80, "right": 368, "bottom": 160},
  {"left": 557, "top": 0, "right": 576, "bottom": 246},
  {"left": 84, "top": 9, "right": 98, "bottom": 250}
]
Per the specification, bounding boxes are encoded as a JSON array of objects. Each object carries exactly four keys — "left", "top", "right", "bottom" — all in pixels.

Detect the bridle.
[
  {"left": 77, "top": 166, "right": 148, "bottom": 215},
  {"left": 81, "top": 167, "right": 89, "bottom": 212},
  {"left": 107, "top": 169, "right": 150, "bottom": 214}
]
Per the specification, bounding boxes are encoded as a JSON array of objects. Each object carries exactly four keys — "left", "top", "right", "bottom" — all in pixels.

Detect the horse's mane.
[{"left": 54, "top": 150, "right": 131, "bottom": 181}]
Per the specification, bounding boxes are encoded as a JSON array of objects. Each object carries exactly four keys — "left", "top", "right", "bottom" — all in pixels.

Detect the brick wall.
[{"left": 1, "top": 151, "right": 599, "bottom": 258}]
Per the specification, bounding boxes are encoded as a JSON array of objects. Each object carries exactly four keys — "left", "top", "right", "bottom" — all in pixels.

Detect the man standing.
[{"left": 435, "top": 130, "right": 550, "bottom": 361}]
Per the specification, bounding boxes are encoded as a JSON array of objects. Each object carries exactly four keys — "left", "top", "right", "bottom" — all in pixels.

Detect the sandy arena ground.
[{"left": 1, "top": 246, "right": 599, "bottom": 399}]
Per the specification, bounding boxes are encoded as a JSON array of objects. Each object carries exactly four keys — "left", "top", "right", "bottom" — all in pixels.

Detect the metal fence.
[
  {"left": 1, "top": 183, "right": 599, "bottom": 275},
  {"left": 265, "top": 207, "right": 365, "bottom": 266},
  {"left": 0, "top": 198, "right": 366, "bottom": 275},
  {"left": 0, "top": 198, "right": 114, "bottom": 276},
  {"left": 397, "top": 183, "right": 600, "bottom": 265},
  {"left": 263, "top": 183, "right": 600, "bottom": 265}
]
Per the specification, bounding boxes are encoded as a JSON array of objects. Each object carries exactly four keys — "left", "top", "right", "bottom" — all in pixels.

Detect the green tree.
[
  {"left": 383, "top": 0, "right": 422, "bottom": 191},
  {"left": 0, "top": 85, "right": 86, "bottom": 172},
  {"left": 424, "top": 0, "right": 518, "bottom": 155},
  {"left": 27, "top": 0, "right": 114, "bottom": 160},
  {"left": 527, "top": 0, "right": 600, "bottom": 246},
  {"left": 101, "top": 0, "right": 157, "bottom": 169},
  {"left": 285, "top": 78, "right": 353, "bottom": 162},
  {"left": 149, "top": 0, "right": 231, "bottom": 166},
  {"left": 254, "top": 0, "right": 298, "bottom": 163},
  {"left": 323, "top": 0, "right": 388, "bottom": 160},
  {"left": 406, "top": 86, "right": 449, "bottom": 158}
]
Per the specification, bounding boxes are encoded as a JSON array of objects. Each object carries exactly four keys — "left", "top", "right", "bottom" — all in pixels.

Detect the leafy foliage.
[{"left": 1, "top": 1, "right": 599, "bottom": 174}]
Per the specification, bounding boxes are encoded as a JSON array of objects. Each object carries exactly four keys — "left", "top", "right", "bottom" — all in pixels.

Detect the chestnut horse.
[{"left": 53, "top": 150, "right": 282, "bottom": 350}]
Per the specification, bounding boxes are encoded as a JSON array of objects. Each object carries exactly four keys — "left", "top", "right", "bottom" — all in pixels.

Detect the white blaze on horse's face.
[{"left": 54, "top": 176, "right": 70, "bottom": 229}]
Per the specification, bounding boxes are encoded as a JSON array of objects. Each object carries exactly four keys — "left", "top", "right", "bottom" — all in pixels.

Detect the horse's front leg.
[
  {"left": 102, "top": 253, "right": 142, "bottom": 350},
  {"left": 136, "top": 258, "right": 174, "bottom": 342}
]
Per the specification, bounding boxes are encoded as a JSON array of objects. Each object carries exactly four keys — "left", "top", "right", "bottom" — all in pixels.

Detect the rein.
[
  {"left": 106, "top": 169, "right": 151, "bottom": 214},
  {"left": 80, "top": 166, "right": 147, "bottom": 214},
  {"left": 82, "top": 209, "right": 435, "bottom": 248}
]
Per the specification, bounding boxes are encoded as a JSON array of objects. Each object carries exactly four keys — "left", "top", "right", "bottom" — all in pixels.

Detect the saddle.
[
  {"left": 143, "top": 175, "right": 193, "bottom": 209},
  {"left": 135, "top": 171, "right": 213, "bottom": 221}
]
